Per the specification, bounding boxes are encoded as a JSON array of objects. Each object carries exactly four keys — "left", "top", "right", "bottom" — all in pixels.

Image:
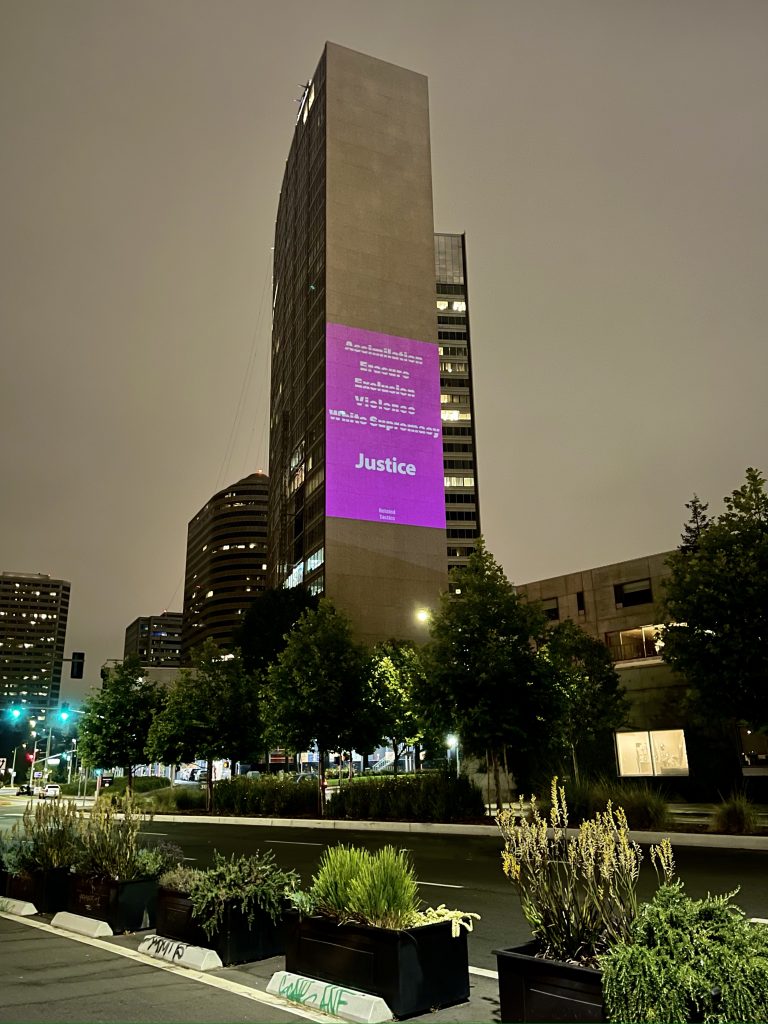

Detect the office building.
[
  {"left": 516, "top": 551, "right": 682, "bottom": 728},
  {"left": 124, "top": 612, "right": 182, "bottom": 668},
  {"left": 268, "top": 43, "right": 449, "bottom": 645},
  {"left": 436, "top": 233, "right": 481, "bottom": 579},
  {"left": 0, "top": 571, "right": 70, "bottom": 719},
  {"left": 181, "top": 472, "right": 269, "bottom": 662}
]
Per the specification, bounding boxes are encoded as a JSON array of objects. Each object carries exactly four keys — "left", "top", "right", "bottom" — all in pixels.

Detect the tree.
[
  {"left": 661, "top": 467, "right": 768, "bottom": 733},
  {"left": 262, "top": 600, "right": 383, "bottom": 812},
  {"left": 417, "top": 539, "right": 553, "bottom": 808},
  {"left": 78, "top": 657, "right": 164, "bottom": 794},
  {"left": 368, "top": 640, "right": 425, "bottom": 777},
  {"left": 236, "top": 586, "right": 319, "bottom": 676},
  {"left": 146, "top": 640, "right": 260, "bottom": 811},
  {"left": 538, "top": 619, "right": 629, "bottom": 782}
]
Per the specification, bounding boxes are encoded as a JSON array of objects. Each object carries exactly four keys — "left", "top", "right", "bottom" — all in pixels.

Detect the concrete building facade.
[
  {"left": 516, "top": 551, "right": 684, "bottom": 729},
  {"left": 124, "top": 612, "right": 182, "bottom": 668},
  {"left": 181, "top": 472, "right": 269, "bottom": 662},
  {"left": 0, "top": 571, "right": 70, "bottom": 719},
  {"left": 268, "top": 43, "right": 448, "bottom": 645}
]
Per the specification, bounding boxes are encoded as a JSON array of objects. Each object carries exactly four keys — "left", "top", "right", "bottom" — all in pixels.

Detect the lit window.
[
  {"left": 452, "top": 301, "right": 466, "bottom": 312},
  {"left": 436, "top": 300, "right": 449, "bottom": 311},
  {"left": 206, "top": 590, "right": 214, "bottom": 598}
]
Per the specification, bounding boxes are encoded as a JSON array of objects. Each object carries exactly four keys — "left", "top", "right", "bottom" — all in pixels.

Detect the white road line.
[
  {"left": 264, "top": 840, "right": 323, "bottom": 847},
  {"left": 0, "top": 912, "right": 332, "bottom": 1022},
  {"left": 139, "top": 831, "right": 168, "bottom": 836},
  {"left": 417, "top": 880, "right": 463, "bottom": 889},
  {"left": 470, "top": 966, "right": 498, "bottom": 979}
]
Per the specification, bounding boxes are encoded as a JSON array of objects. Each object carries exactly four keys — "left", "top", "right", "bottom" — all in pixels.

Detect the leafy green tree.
[
  {"left": 661, "top": 467, "right": 768, "bottom": 734},
  {"left": 262, "top": 600, "right": 383, "bottom": 811},
  {"left": 539, "top": 619, "right": 629, "bottom": 782},
  {"left": 78, "top": 657, "right": 164, "bottom": 794},
  {"left": 236, "top": 586, "right": 319, "bottom": 676},
  {"left": 417, "top": 539, "right": 552, "bottom": 808},
  {"left": 368, "top": 640, "right": 425, "bottom": 777},
  {"left": 146, "top": 640, "right": 260, "bottom": 811}
]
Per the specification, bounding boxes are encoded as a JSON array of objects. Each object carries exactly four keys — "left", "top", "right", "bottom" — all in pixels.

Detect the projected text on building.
[{"left": 326, "top": 323, "right": 445, "bottom": 529}]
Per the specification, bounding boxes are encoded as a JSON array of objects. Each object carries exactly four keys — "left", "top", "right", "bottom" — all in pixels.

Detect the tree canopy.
[
  {"left": 262, "top": 599, "right": 382, "bottom": 808},
  {"left": 236, "top": 586, "right": 318, "bottom": 676},
  {"left": 417, "top": 539, "right": 553, "bottom": 806},
  {"left": 146, "top": 640, "right": 260, "bottom": 810},
  {"left": 368, "top": 640, "right": 425, "bottom": 775},
  {"left": 539, "top": 619, "right": 629, "bottom": 782},
  {"left": 77, "top": 657, "right": 164, "bottom": 792},
  {"left": 661, "top": 466, "right": 768, "bottom": 732}
]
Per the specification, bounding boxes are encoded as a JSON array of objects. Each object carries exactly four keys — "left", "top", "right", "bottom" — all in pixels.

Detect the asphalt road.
[{"left": 1, "top": 801, "right": 767, "bottom": 1024}]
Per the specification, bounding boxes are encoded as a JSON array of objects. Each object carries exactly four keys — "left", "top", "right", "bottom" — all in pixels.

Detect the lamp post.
[
  {"left": 446, "top": 733, "right": 460, "bottom": 777},
  {"left": 67, "top": 739, "right": 77, "bottom": 785}
]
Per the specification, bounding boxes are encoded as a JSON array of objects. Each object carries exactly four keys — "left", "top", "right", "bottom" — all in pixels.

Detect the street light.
[{"left": 446, "top": 733, "right": 460, "bottom": 777}]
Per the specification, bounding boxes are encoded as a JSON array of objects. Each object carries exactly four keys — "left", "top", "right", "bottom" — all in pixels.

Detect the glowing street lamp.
[
  {"left": 415, "top": 608, "right": 430, "bottom": 625},
  {"left": 446, "top": 733, "right": 460, "bottom": 777}
]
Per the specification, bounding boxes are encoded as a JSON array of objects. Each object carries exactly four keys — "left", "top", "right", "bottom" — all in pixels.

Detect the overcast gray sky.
[{"left": 2, "top": 0, "right": 766, "bottom": 703}]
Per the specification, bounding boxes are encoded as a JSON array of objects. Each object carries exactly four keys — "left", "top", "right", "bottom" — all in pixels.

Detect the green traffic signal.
[
  {"left": 59, "top": 704, "right": 70, "bottom": 722},
  {"left": 9, "top": 707, "right": 21, "bottom": 720}
]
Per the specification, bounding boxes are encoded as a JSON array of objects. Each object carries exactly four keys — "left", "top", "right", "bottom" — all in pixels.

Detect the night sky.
[{"left": 2, "top": 1, "right": 766, "bottom": 704}]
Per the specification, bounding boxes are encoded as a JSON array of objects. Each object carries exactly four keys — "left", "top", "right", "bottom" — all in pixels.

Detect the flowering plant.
[{"left": 496, "top": 777, "right": 674, "bottom": 966}]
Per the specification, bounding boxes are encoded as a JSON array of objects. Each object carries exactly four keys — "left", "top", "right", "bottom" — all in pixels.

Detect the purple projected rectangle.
[{"left": 326, "top": 323, "right": 445, "bottom": 529}]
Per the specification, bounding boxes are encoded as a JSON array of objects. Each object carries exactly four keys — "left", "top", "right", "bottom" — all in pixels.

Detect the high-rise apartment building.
[
  {"left": 268, "top": 43, "right": 450, "bottom": 644},
  {"left": 124, "top": 612, "right": 182, "bottom": 668},
  {"left": 436, "top": 233, "right": 481, "bottom": 579},
  {"left": 0, "top": 571, "right": 70, "bottom": 718},
  {"left": 181, "top": 472, "right": 269, "bottom": 662}
]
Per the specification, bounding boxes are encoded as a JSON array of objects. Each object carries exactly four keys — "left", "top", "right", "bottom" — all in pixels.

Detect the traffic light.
[
  {"left": 25, "top": 752, "right": 34, "bottom": 763},
  {"left": 70, "top": 652, "right": 85, "bottom": 679},
  {"left": 59, "top": 703, "right": 70, "bottom": 723},
  {"left": 8, "top": 707, "right": 21, "bottom": 720}
]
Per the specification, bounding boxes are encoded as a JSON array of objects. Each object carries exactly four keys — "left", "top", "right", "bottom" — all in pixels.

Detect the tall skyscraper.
[
  {"left": 268, "top": 43, "right": 448, "bottom": 645},
  {"left": 124, "top": 612, "right": 182, "bottom": 668},
  {"left": 0, "top": 571, "right": 70, "bottom": 718},
  {"left": 181, "top": 472, "right": 269, "bottom": 662},
  {"left": 436, "top": 233, "right": 481, "bottom": 580}
]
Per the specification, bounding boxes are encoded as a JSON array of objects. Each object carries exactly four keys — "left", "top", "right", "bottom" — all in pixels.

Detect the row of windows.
[
  {"left": 539, "top": 579, "right": 653, "bottom": 622},
  {"left": 438, "top": 330, "right": 467, "bottom": 341}
]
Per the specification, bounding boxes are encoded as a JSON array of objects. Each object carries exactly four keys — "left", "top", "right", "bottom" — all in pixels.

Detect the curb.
[{"left": 143, "top": 813, "right": 768, "bottom": 851}]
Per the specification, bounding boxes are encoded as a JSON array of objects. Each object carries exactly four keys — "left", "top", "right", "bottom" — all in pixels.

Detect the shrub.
[
  {"left": 497, "top": 777, "right": 675, "bottom": 965},
  {"left": 293, "top": 843, "right": 478, "bottom": 936},
  {"left": 601, "top": 882, "right": 768, "bottom": 1022},
  {"left": 72, "top": 796, "right": 172, "bottom": 881},
  {"left": 710, "top": 793, "right": 759, "bottom": 835},
  {"left": 534, "top": 777, "right": 671, "bottom": 832},
  {"left": 212, "top": 775, "right": 318, "bottom": 817},
  {"left": 186, "top": 851, "right": 300, "bottom": 939},
  {"left": 327, "top": 771, "right": 486, "bottom": 823},
  {"left": 158, "top": 864, "right": 205, "bottom": 894}
]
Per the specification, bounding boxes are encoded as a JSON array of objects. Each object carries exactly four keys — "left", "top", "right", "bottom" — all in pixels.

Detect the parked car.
[{"left": 39, "top": 783, "right": 61, "bottom": 800}]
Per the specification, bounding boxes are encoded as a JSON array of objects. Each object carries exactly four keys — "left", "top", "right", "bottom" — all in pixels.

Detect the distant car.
[
  {"left": 16, "top": 784, "right": 33, "bottom": 796},
  {"left": 40, "top": 783, "right": 61, "bottom": 800},
  {"left": 294, "top": 771, "right": 319, "bottom": 784}
]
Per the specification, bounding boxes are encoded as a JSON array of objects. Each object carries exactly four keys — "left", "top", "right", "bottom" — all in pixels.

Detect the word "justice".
[{"left": 354, "top": 452, "right": 416, "bottom": 476}]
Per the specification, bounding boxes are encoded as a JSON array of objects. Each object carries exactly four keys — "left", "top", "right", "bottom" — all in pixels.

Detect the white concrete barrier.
[
  {"left": 51, "top": 911, "right": 113, "bottom": 937},
  {"left": 268, "top": 971, "right": 392, "bottom": 1023},
  {"left": 138, "top": 934, "right": 223, "bottom": 971}
]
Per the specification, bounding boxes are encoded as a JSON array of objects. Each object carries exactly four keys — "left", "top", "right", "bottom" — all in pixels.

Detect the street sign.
[
  {"left": 33, "top": 770, "right": 43, "bottom": 778},
  {"left": 0, "top": 758, "right": 6, "bottom": 771},
  {"left": 48, "top": 758, "right": 61, "bottom": 766}
]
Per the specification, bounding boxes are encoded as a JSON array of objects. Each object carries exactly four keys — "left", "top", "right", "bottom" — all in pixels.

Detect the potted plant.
[
  {"left": 285, "top": 843, "right": 479, "bottom": 1019},
  {"left": 156, "top": 851, "right": 299, "bottom": 966},
  {"left": 601, "top": 882, "right": 768, "bottom": 1022},
  {"left": 494, "top": 778, "right": 674, "bottom": 1023},
  {"left": 68, "top": 796, "right": 182, "bottom": 933},
  {"left": 2, "top": 800, "right": 85, "bottom": 913}
]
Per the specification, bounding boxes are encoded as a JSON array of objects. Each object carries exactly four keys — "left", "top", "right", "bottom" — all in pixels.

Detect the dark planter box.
[
  {"left": 285, "top": 914, "right": 469, "bottom": 1019},
  {"left": 155, "top": 887, "right": 286, "bottom": 966},
  {"left": 7, "top": 868, "right": 71, "bottom": 913},
  {"left": 68, "top": 875, "right": 157, "bottom": 934},
  {"left": 494, "top": 942, "right": 605, "bottom": 1023}
]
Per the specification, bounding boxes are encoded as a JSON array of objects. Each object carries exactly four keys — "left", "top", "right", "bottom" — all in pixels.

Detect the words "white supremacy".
[{"left": 355, "top": 452, "right": 416, "bottom": 476}]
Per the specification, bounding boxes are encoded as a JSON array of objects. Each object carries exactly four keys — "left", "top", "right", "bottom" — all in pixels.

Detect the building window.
[
  {"left": 576, "top": 590, "right": 585, "bottom": 614},
  {"left": 614, "top": 579, "right": 653, "bottom": 608},
  {"left": 541, "top": 597, "right": 560, "bottom": 622}
]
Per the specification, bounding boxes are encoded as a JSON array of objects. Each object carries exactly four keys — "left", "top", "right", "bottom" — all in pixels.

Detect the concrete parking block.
[
  {"left": 138, "top": 934, "right": 223, "bottom": 971},
  {"left": 1, "top": 897, "right": 38, "bottom": 916},
  {"left": 268, "top": 971, "right": 392, "bottom": 1023},
  {"left": 51, "top": 910, "right": 113, "bottom": 937}
]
